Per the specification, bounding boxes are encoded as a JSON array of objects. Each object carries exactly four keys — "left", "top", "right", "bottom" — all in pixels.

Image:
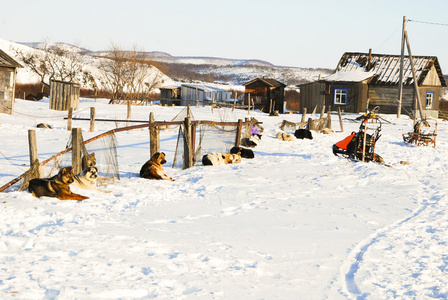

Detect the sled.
[
  {"left": 333, "top": 107, "right": 382, "bottom": 163},
  {"left": 402, "top": 118, "right": 437, "bottom": 148}
]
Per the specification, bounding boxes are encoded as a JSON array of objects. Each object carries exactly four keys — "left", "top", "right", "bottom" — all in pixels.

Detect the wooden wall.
[
  {"left": 245, "top": 81, "right": 285, "bottom": 113},
  {"left": 0, "top": 67, "right": 15, "bottom": 115},
  {"left": 49, "top": 80, "right": 80, "bottom": 111}
]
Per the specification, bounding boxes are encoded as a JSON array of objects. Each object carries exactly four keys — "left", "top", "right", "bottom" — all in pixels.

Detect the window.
[
  {"left": 334, "top": 88, "right": 347, "bottom": 105},
  {"left": 426, "top": 91, "right": 434, "bottom": 108}
]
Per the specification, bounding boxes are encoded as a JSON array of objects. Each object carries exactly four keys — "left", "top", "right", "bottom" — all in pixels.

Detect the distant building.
[
  {"left": 244, "top": 78, "right": 286, "bottom": 114},
  {"left": 0, "top": 48, "right": 22, "bottom": 115},
  {"left": 159, "top": 84, "right": 232, "bottom": 106},
  {"left": 300, "top": 52, "right": 447, "bottom": 117}
]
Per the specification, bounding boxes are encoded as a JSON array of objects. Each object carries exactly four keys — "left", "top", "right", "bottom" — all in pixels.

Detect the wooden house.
[
  {"left": 0, "top": 48, "right": 22, "bottom": 115},
  {"left": 159, "top": 85, "right": 181, "bottom": 105},
  {"left": 159, "top": 84, "right": 231, "bottom": 106},
  {"left": 244, "top": 78, "right": 286, "bottom": 114},
  {"left": 300, "top": 52, "right": 446, "bottom": 117}
]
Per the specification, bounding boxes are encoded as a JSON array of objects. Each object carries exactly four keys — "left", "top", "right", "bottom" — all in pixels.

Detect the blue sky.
[{"left": 3, "top": 0, "right": 448, "bottom": 71}]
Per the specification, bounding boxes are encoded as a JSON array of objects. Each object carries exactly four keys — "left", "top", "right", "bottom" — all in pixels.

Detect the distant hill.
[{"left": 13, "top": 40, "right": 333, "bottom": 87}]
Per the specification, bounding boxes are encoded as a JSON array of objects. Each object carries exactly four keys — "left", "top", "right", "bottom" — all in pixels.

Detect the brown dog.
[
  {"left": 28, "top": 167, "right": 89, "bottom": 201},
  {"left": 140, "top": 152, "right": 174, "bottom": 181}
]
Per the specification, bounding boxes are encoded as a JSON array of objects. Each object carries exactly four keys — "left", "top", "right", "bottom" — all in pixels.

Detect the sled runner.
[{"left": 402, "top": 118, "right": 437, "bottom": 148}]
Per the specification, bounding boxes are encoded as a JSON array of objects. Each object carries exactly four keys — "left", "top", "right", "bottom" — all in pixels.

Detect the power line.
[{"left": 408, "top": 19, "right": 448, "bottom": 27}]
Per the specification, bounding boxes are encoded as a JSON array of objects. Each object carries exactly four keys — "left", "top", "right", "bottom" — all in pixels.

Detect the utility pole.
[{"left": 397, "top": 16, "right": 406, "bottom": 118}]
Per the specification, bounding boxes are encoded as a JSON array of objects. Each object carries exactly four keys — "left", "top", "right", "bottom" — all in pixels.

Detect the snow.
[
  {"left": 324, "top": 71, "right": 376, "bottom": 82},
  {"left": 1, "top": 98, "right": 448, "bottom": 299}
]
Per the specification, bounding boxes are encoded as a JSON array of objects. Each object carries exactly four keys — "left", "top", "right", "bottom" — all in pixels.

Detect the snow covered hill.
[{"left": 6, "top": 39, "right": 332, "bottom": 87}]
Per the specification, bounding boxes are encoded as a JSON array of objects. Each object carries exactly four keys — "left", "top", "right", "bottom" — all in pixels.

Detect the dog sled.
[
  {"left": 333, "top": 107, "right": 383, "bottom": 163},
  {"left": 402, "top": 118, "right": 437, "bottom": 147}
]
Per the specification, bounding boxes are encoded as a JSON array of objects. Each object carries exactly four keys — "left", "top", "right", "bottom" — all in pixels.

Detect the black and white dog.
[{"left": 71, "top": 166, "right": 98, "bottom": 190}]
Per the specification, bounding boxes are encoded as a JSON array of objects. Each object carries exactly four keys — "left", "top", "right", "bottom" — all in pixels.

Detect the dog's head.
[
  {"left": 58, "top": 167, "right": 75, "bottom": 184},
  {"left": 82, "top": 152, "right": 96, "bottom": 168},
  {"left": 83, "top": 166, "right": 98, "bottom": 179},
  {"left": 150, "top": 152, "right": 167, "bottom": 165}
]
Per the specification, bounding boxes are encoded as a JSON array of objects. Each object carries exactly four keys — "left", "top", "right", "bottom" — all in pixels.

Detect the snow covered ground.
[{"left": 1, "top": 98, "right": 448, "bottom": 299}]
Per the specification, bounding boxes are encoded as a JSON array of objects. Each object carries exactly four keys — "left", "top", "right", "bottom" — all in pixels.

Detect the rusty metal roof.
[
  {"left": 0, "top": 48, "right": 22, "bottom": 68},
  {"left": 335, "top": 52, "right": 446, "bottom": 87},
  {"left": 244, "top": 77, "right": 286, "bottom": 87}
]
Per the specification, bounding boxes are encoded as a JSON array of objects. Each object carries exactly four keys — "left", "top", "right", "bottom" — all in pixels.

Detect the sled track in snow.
[{"left": 340, "top": 181, "right": 445, "bottom": 299}]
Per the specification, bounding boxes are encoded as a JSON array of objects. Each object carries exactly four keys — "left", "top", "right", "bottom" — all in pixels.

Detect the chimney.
[{"left": 367, "top": 48, "right": 372, "bottom": 71}]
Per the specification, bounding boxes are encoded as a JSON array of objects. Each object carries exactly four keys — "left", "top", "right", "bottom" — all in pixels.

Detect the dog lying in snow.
[
  {"left": 230, "top": 146, "right": 254, "bottom": 159},
  {"left": 294, "top": 129, "right": 313, "bottom": 140},
  {"left": 276, "top": 132, "right": 295, "bottom": 141},
  {"left": 240, "top": 134, "right": 261, "bottom": 147},
  {"left": 202, "top": 153, "right": 242, "bottom": 166},
  {"left": 28, "top": 167, "right": 89, "bottom": 201},
  {"left": 71, "top": 166, "right": 98, "bottom": 190},
  {"left": 140, "top": 152, "right": 174, "bottom": 181}
]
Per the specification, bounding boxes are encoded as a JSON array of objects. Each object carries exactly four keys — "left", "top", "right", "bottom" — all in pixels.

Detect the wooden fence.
[{"left": 0, "top": 112, "right": 254, "bottom": 193}]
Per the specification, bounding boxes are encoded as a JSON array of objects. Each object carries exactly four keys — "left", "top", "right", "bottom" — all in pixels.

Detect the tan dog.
[
  {"left": 321, "top": 128, "right": 334, "bottom": 134},
  {"left": 72, "top": 166, "right": 98, "bottom": 190},
  {"left": 28, "top": 167, "right": 89, "bottom": 201},
  {"left": 140, "top": 152, "right": 174, "bottom": 181},
  {"left": 82, "top": 152, "right": 96, "bottom": 170},
  {"left": 276, "top": 132, "right": 295, "bottom": 141},
  {"left": 202, "top": 153, "right": 242, "bottom": 166}
]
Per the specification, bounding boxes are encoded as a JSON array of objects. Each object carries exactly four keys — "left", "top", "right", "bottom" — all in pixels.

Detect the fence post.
[
  {"left": 127, "top": 100, "right": 131, "bottom": 120},
  {"left": 149, "top": 112, "right": 160, "bottom": 157},
  {"left": 67, "top": 107, "right": 73, "bottom": 131},
  {"left": 307, "top": 117, "right": 315, "bottom": 131},
  {"left": 338, "top": 107, "right": 344, "bottom": 132},
  {"left": 90, "top": 107, "right": 95, "bottom": 132},
  {"left": 28, "top": 129, "right": 40, "bottom": 178},
  {"left": 301, "top": 107, "right": 307, "bottom": 129},
  {"left": 183, "top": 116, "right": 193, "bottom": 169},
  {"left": 72, "top": 128, "right": 83, "bottom": 174},
  {"left": 233, "top": 92, "right": 237, "bottom": 111},
  {"left": 326, "top": 107, "right": 332, "bottom": 129},
  {"left": 248, "top": 93, "right": 251, "bottom": 115},
  {"left": 235, "top": 119, "right": 243, "bottom": 147}
]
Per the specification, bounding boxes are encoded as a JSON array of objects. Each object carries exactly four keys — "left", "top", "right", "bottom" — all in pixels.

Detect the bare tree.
[
  {"left": 12, "top": 41, "right": 95, "bottom": 91},
  {"left": 98, "top": 43, "right": 164, "bottom": 101}
]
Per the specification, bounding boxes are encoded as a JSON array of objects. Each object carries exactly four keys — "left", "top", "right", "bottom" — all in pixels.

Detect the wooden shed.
[
  {"left": 300, "top": 52, "right": 447, "bottom": 117},
  {"left": 0, "top": 48, "right": 22, "bottom": 115},
  {"left": 244, "top": 78, "right": 286, "bottom": 114},
  {"left": 159, "top": 84, "right": 231, "bottom": 106},
  {"left": 49, "top": 79, "right": 80, "bottom": 111}
]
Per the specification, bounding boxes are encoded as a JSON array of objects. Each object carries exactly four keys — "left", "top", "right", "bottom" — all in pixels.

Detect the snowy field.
[{"left": 1, "top": 98, "right": 448, "bottom": 299}]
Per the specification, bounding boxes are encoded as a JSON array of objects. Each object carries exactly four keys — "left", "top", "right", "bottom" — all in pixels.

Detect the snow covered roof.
[
  {"left": 0, "top": 48, "right": 22, "bottom": 68},
  {"left": 335, "top": 52, "right": 446, "bottom": 87},
  {"left": 181, "top": 83, "right": 230, "bottom": 93},
  {"left": 324, "top": 71, "right": 376, "bottom": 82}
]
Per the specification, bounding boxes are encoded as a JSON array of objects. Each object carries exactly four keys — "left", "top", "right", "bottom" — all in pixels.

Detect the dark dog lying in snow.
[
  {"left": 230, "top": 146, "right": 254, "bottom": 159},
  {"left": 28, "top": 167, "right": 89, "bottom": 201},
  {"left": 294, "top": 129, "right": 313, "bottom": 140},
  {"left": 240, "top": 134, "right": 261, "bottom": 147}
]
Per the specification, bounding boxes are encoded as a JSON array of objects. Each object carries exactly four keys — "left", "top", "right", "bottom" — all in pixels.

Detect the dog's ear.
[{"left": 161, "top": 152, "right": 166, "bottom": 157}]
